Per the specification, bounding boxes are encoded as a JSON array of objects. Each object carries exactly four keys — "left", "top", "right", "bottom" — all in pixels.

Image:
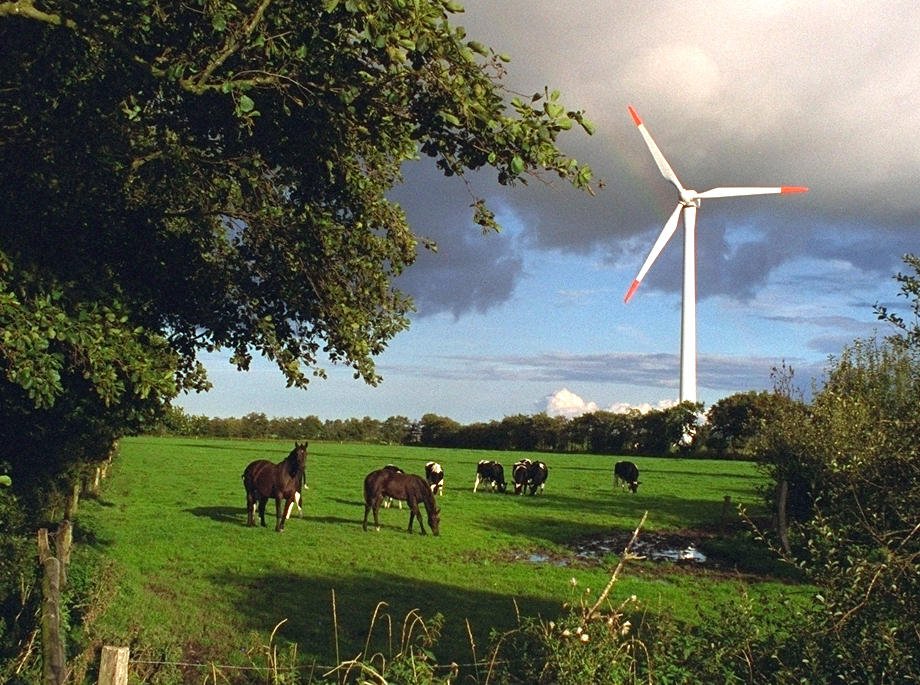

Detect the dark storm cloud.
[
  {"left": 390, "top": 164, "right": 525, "bottom": 317},
  {"left": 388, "top": 0, "right": 920, "bottom": 313}
]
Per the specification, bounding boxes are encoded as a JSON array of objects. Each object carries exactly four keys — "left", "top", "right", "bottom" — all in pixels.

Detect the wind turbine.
[{"left": 623, "top": 105, "right": 808, "bottom": 404}]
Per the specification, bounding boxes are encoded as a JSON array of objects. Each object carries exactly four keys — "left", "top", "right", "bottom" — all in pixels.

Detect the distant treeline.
[{"left": 156, "top": 395, "right": 772, "bottom": 459}]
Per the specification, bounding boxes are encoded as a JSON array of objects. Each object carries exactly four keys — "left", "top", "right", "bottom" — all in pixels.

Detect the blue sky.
[{"left": 177, "top": 0, "right": 918, "bottom": 424}]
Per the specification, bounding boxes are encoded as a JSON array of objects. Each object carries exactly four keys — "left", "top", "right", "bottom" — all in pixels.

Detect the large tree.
[{"left": 0, "top": 0, "right": 592, "bottom": 501}]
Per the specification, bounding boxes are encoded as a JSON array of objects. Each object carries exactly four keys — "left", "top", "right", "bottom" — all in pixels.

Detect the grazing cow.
[
  {"left": 473, "top": 460, "right": 507, "bottom": 493},
  {"left": 613, "top": 461, "right": 640, "bottom": 493},
  {"left": 512, "top": 458, "right": 532, "bottom": 495},
  {"left": 527, "top": 460, "right": 549, "bottom": 495},
  {"left": 425, "top": 461, "right": 444, "bottom": 495}
]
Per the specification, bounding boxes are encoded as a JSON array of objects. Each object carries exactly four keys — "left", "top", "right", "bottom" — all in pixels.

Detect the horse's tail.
[{"left": 363, "top": 474, "right": 378, "bottom": 504}]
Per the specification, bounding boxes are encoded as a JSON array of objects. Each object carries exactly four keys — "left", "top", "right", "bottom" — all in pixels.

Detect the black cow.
[
  {"left": 512, "top": 458, "right": 532, "bottom": 495},
  {"left": 473, "top": 460, "right": 506, "bottom": 493},
  {"left": 425, "top": 461, "right": 444, "bottom": 495},
  {"left": 527, "top": 460, "right": 548, "bottom": 495},
  {"left": 613, "top": 461, "right": 640, "bottom": 493}
]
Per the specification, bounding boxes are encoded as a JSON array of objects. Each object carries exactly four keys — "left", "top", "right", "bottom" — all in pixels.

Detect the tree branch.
[
  {"left": 0, "top": 0, "right": 75, "bottom": 28},
  {"left": 194, "top": 0, "right": 273, "bottom": 90}
]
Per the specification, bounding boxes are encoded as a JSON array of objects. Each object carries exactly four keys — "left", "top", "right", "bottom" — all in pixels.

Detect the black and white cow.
[
  {"left": 512, "top": 458, "right": 532, "bottom": 495},
  {"left": 527, "top": 460, "right": 549, "bottom": 495},
  {"left": 382, "top": 464, "right": 405, "bottom": 508},
  {"left": 425, "top": 461, "right": 444, "bottom": 495},
  {"left": 613, "top": 461, "right": 640, "bottom": 493},
  {"left": 473, "top": 460, "right": 507, "bottom": 493}
]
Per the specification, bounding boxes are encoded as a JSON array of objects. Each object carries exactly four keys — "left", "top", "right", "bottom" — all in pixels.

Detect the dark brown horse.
[
  {"left": 363, "top": 468, "right": 440, "bottom": 536},
  {"left": 242, "top": 442, "right": 307, "bottom": 531}
]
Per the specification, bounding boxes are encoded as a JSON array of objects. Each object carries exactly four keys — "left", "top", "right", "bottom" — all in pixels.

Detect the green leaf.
[
  {"left": 510, "top": 155, "right": 524, "bottom": 175},
  {"left": 238, "top": 95, "right": 255, "bottom": 113},
  {"left": 544, "top": 102, "right": 564, "bottom": 118}
]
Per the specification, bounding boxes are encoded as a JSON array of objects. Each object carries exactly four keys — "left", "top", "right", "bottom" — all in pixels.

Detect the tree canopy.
[{"left": 0, "top": 0, "right": 593, "bottom": 499}]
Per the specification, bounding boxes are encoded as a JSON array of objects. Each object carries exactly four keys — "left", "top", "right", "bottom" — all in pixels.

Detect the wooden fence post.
[
  {"left": 98, "top": 646, "right": 129, "bottom": 685},
  {"left": 38, "top": 529, "right": 65, "bottom": 685}
]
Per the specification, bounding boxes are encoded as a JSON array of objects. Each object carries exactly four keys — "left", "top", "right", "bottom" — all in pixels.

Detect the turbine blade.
[
  {"left": 628, "top": 106, "right": 685, "bottom": 194},
  {"left": 696, "top": 186, "right": 810, "bottom": 199},
  {"left": 624, "top": 203, "right": 684, "bottom": 303}
]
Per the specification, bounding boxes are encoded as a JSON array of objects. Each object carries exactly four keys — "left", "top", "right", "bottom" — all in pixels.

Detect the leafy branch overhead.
[{"left": 0, "top": 0, "right": 593, "bottom": 413}]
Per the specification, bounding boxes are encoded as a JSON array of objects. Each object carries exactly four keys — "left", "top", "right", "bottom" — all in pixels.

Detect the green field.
[{"left": 74, "top": 436, "right": 805, "bottom": 682}]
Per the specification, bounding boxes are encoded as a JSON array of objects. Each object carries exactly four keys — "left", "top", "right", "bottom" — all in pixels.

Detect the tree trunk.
[{"left": 39, "top": 531, "right": 65, "bottom": 685}]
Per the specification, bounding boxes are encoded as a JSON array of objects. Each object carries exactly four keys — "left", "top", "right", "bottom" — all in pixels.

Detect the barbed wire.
[{"left": 127, "top": 656, "right": 506, "bottom": 673}]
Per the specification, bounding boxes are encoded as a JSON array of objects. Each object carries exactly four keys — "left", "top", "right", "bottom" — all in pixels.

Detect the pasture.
[{"left": 74, "top": 437, "right": 804, "bottom": 681}]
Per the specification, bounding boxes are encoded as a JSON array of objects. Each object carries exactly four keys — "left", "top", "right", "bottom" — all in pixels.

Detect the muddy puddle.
[
  {"left": 573, "top": 532, "right": 707, "bottom": 563},
  {"left": 509, "top": 530, "right": 710, "bottom": 567}
]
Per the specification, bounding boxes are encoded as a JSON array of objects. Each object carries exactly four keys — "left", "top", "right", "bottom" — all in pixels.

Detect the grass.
[{"left": 73, "top": 437, "right": 807, "bottom": 682}]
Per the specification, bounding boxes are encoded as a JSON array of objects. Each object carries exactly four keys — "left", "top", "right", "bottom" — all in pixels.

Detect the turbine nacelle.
[{"left": 679, "top": 191, "right": 700, "bottom": 208}]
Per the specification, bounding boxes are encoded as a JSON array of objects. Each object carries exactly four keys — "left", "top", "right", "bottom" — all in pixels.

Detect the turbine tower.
[{"left": 623, "top": 105, "right": 808, "bottom": 404}]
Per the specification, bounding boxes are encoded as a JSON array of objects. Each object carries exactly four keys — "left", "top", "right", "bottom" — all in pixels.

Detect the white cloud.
[
  {"left": 607, "top": 399, "right": 678, "bottom": 415},
  {"left": 545, "top": 389, "right": 679, "bottom": 418},
  {"left": 544, "top": 388, "right": 598, "bottom": 418}
]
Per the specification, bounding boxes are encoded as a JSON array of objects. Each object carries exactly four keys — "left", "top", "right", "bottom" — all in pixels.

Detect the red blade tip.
[
  {"left": 624, "top": 280, "right": 640, "bottom": 303},
  {"left": 627, "top": 105, "right": 642, "bottom": 126},
  {"left": 781, "top": 186, "right": 809, "bottom": 194}
]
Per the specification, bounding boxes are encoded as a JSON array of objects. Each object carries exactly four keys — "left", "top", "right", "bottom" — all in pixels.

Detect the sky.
[{"left": 177, "top": 0, "right": 920, "bottom": 424}]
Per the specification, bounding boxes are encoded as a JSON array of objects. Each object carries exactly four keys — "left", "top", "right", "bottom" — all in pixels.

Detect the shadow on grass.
[
  {"left": 185, "top": 506, "right": 381, "bottom": 530},
  {"left": 206, "top": 568, "right": 562, "bottom": 676},
  {"left": 185, "top": 505, "right": 246, "bottom": 524},
  {"left": 477, "top": 492, "right": 755, "bottom": 543}
]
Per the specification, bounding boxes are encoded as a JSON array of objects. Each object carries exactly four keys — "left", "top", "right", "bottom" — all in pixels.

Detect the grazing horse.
[
  {"left": 363, "top": 468, "right": 440, "bottom": 535},
  {"left": 242, "top": 442, "right": 308, "bottom": 531}
]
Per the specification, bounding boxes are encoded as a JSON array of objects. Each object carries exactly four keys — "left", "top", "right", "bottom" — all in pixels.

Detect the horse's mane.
[{"left": 415, "top": 475, "right": 437, "bottom": 510}]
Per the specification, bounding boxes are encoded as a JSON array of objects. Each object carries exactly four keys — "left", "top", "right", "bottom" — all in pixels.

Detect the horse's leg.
[
  {"left": 275, "top": 495, "right": 285, "bottom": 532},
  {"left": 246, "top": 490, "right": 256, "bottom": 526},
  {"left": 372, "top": 494, "right": 383, "bottom": 531},
  {"left": 362, "top": 498, "right": 371, "bottom": 531},
  {"left": 408, "top": 496, "right": 425, "bottom": 535},
  {"left": 280, "top": 496, "right": 296, "bottom": 530},
  {"left": 258, "top": 497, "right": 268, "bottom": 527}
]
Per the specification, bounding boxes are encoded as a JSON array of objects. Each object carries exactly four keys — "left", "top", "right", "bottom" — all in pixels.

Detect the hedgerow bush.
[{"left": 0, "top": 475, "right": 39, "bottom": 684}]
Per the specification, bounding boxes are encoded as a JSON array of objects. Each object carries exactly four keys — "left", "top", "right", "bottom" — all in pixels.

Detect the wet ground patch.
[{"left": 503, "top": 527, "right": 804, "bottom": 581}]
